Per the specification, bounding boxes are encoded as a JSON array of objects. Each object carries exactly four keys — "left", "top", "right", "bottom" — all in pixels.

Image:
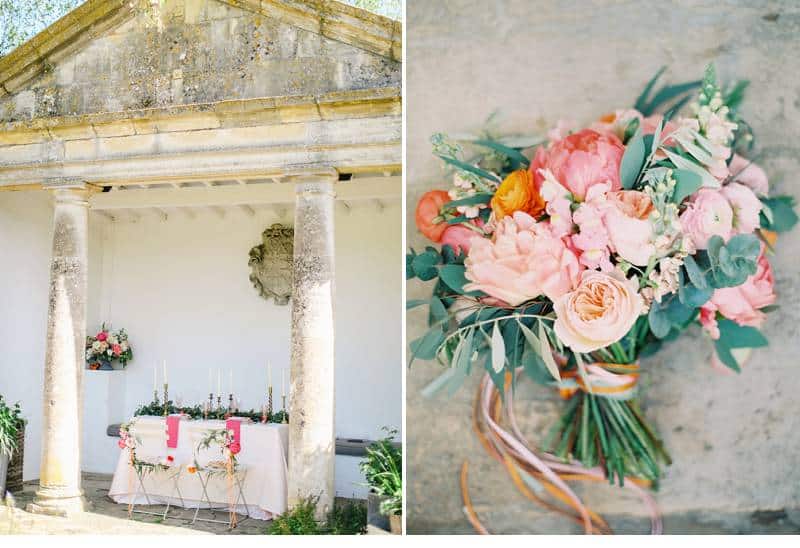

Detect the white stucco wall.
[{"left": 0, "top": 190, "right": 401, "bottom": 499}]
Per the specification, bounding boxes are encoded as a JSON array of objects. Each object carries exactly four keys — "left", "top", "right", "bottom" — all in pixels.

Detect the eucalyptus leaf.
[
  {"left": 519, "top": 320, "right": 559, "bottom": 381},
  {"left": 538, "top": 321, "right": 560, "bottom": 380},
  {"left": 662, "top": 149, "right": 718, "bottom": 188},
  {"left": 491, "top": 322, "right": 506, "bottom": 373},
  {"left": 648, "top": 303, "right": 671, "bottom": 339},
  {"left": 437, "top": 155, "right": 501, "bottom": 183},
  {"left": 409, "top": 328, "right": 445, "bottom": 362},
  {"left": 620, "top": 130, "right": 646, "bottom": 189},
  {"left": 682, "top": 254, "right": 707, "bottom": 289},
  {"left": 672, "top": 169, "right": 703, "bottom": 204},
  {"left": 473, "top": 139, "right": 530, "bottom": 168}
]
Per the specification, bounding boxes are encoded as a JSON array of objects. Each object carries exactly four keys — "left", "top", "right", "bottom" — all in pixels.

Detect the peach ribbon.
[{"left": 461, "top": 368, "right": 662, "bottom": 535}]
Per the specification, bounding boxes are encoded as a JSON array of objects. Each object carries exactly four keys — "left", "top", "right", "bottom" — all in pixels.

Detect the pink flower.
[
  {"left": 720, "top": 182, "right": 762, "bottom": 235},
  {"left": 571, "top": 202, "right": 613, "bottom": 270},
  {"left": 530, "top": 129, "right": 625, "bottom": 201},
  {"left": 679, "top": 188, "right": 734, "bottom": 249},
  {"left": 229, "top": 441, "right": 241, "bottom": 455},
  {"left": 729, "top": 154, "right": 769, "bottom": 196},
  {"left": 603, "top": 191, "right": 656, "bottom": 266},
  {"left": 590, "top": 109, "right": 642, "bottom": 140},
  {"left": 96, "top": 331, "right": 108, "bottom": 342},
  {"left": 441, "top": 224, "right": 480, "bottom": 254},
  {"left": 118, "top": 439, "right": 126, "bottom": 449},
  {"left": 112, "top": 344, "right": 122, "bottom": 356},
  {"left": 699, "top": 246, "right": 776, "bottom": 337},
  {"left": 464, "top": 212, "right": 581, "bottom": 306},
  {"left": 553, "top": 270, "right": 644, "bottom": 353}
]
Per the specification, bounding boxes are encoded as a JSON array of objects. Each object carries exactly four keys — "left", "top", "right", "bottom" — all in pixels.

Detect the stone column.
[
  {"left": 288, "top": 175, "right": 337, "bottom": 518},
  {"left": 27, "top": 183, "right": 90, "bottom": 517}
]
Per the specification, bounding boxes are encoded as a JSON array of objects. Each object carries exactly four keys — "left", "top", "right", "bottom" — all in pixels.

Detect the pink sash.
[
  {"left": 166, "top": 415, "right": 182, "bottom": 448},
  {"left": 225, "top": 418, "right": 242, "bottom": 446}
]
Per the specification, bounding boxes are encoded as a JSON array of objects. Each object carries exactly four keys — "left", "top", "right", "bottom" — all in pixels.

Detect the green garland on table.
[{"left": 133, "top": 400, "right": 288, "bottom": 423}]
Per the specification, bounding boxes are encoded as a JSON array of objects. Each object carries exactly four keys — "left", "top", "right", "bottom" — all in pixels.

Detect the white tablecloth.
[{"left": 109, "top": 416, "right": 289, "bottom": 520}]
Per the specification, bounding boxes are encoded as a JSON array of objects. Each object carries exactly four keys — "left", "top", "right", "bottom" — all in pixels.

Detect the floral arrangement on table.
[
  {"left": 86, "top": 324, "right": 133, "bottom": 370},
  {"left": 118, "top": 421, "right": 174, "bottom": 475},
  {"left": 408, "top": 65, "right": 798, "bottom": 534}
]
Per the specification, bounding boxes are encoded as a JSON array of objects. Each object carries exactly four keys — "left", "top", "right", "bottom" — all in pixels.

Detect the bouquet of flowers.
[
  {"left": 408, "top": 65, "right": 797, "bottom": 533},
  {"left": 86, "top": 324, "right": 133, "bottom": 370}
]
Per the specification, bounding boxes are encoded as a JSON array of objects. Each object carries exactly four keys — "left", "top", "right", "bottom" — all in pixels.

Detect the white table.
[{"left": 109, "top": 416, "right": 289, "bottom": 520}]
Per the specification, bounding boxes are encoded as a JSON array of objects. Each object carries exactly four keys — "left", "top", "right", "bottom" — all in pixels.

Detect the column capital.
[
  {"left": 286, "top": 168, "right": 339, "bottom": 187},
  {"left": 42, "top": 177, "right": 103, "bottom": 193}
]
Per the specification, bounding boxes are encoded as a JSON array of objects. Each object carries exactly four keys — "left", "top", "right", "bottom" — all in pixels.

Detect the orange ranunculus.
[
  {"left": 415, "top": 190, "right": 451, "bottom": 242},
  {"left": 490, "top": 169, "right": 545, "bottom": 221}
]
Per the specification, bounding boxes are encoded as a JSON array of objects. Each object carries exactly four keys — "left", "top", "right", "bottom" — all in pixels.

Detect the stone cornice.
[
  {"left": 0, "top": 0, "right": 401, "bottom": 99},
  {"left": 0, "top": 87, "right": 400, "bottom": 147}
]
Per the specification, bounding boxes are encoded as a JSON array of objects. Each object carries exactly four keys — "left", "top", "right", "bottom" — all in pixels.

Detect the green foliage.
[
  {"left": 760, "top": 196, "right": 799, "bottom": 233},
  {"left": 633, "top": 65, "right": 702, "bottom": 116},
  {"left": 0, "top": 0, "right": 85, "bottom": 56},
  {"left": 713, "top": 319, "right": 769, "bottom": 372},
  {"left": 325, "top": 500, "right": 367, "bottom": 535},
  {"left": 360, "top": 428, "right": 402, "bottom": 516},
  {"left": 267, "top": 496, "right": 367, "bottom": 535},
  {"left": 619, "top": 129, "right": 645, "bottom": 189},
  {"left": 0, "top": 396, "right": 23, "bottom": 458},
  {"left": 267, "top": 496, "right": 323, "bottom": 535}
]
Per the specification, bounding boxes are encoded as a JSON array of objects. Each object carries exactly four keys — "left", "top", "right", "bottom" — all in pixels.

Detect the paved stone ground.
[{"left": 1, "top": 473, "right": 268, "bottom": 535}]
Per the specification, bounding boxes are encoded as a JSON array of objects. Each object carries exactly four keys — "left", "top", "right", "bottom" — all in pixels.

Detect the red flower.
[
  {"left": 229, "top": 441, "right": 241, "bottom": 455},
  {"left": 96, "top": 331, "right": 108, "bottom": 342},
  {"left": 167, "top": 455, "right": 174, "bottom": 463}
]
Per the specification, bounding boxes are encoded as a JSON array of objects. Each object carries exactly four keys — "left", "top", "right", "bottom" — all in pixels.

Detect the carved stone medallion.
[{"left": 249, "top": 224, "right": 294, "bottom": 305}]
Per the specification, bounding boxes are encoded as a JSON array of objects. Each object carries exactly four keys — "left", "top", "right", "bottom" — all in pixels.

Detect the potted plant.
[
  {"left": 0, "top": 396, "right": 21, "bottom": 496},
  {"left": 360, "top": 427, "right": 402, "bottom": 534}
]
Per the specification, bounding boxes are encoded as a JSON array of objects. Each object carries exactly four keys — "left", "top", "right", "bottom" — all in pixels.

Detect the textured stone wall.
[
  {"left": 406, "top": 0, "right": 800, "bottom": 533},
  {"left": 0, "top": 0, "right": 399, "bottom": 123}
]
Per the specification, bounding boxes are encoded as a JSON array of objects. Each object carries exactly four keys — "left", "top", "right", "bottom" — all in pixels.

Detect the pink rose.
[
  {"left": 118, "top": 439, "right": 126, "bottom": 449},
  {"left": 603, "top": 190, "right": 656, "bottom": 266},
  {"left": 96, "top": 331, "right": 108, "bottom": 342},
  {"left": 699, "top": 246, "right": 776, "bottom": 337},
  {"left": 531, "top": 129, "right": 625, "bottom": 201},
  {"left": 441, "top": 224, "right": 480, "bottom": 254},
  {"left": 553, "top": 270, "right": 644, "bottom": 353},
  {"left": 112, "top": 344, "right": 122, "bottom": 356},
  {"left": 464, "top": 212, "right": 581, "bottom": 306},
  {"left": 729, "top": 154, "right": 769, "bottom": 196},
  {"left": 229, "top": 441, "right": 241, "bottom": 455},
  {"left": 720, "top": 182, "right": 762, "bottom": 235},
  {"left": 679, "top": 188, "right": 734, "bottom": 249}
]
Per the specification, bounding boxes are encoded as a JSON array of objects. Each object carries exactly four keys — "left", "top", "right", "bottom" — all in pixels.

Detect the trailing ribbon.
[
  {"left": 557, "top": 362, "right": 640, "bottom": 400},
  {"left": 461, "top": 367, "right": 662, "bottom": 535}
]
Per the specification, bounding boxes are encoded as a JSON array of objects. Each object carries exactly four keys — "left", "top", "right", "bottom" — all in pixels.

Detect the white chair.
[
  {"left": 126, "top": 418, "right": 186, "bottom": 520},
  {"left": 186, "top": 423, "right": 250, "bottom": 529}
]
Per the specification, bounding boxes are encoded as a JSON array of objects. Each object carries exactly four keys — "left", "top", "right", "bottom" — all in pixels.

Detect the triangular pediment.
[{"left": 0, "top": 0, "right": 401, "bottom": 123}]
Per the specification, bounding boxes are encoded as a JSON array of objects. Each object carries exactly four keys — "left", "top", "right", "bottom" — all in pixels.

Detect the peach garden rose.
[{"left": 553, "top": 270, "right": 644, "bottom": 353}]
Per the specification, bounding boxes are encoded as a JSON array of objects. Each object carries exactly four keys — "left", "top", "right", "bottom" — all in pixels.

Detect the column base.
[{"left": 26, "top": 488, "right": 88, "bottom": 517}]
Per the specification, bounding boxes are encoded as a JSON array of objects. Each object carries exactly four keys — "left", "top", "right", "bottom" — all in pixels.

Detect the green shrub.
[{"left": 267, "top": 496, "right": 367, "bottom": 535}]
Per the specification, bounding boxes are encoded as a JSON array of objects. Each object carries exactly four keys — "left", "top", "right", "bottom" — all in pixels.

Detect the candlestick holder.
[
  {"left": 152, "top": 390, "right": 159, "bottom": 406},
  {"left": 216, "top": 395, "right": 222, "bottom": 413},
  {"left": 202, "top": 402, "right": 208, "bottom": 421},
  {"left": 267, "top": 386, "right": 273, "bottom": 418},
  {"left": 208, "top": 393, "right": 214, "bottom": 414},
  {"left": 281, "top": 395, "right": 287, "bottom": 424},
  {"left": 228, "top": 393, "right": 234, "bottom": 413},
  {"left": 260, "top": 405, "right": 267, "bottom": 424},
  {"left": 162, "top": 383, "right": 169, "bottom": 417}
]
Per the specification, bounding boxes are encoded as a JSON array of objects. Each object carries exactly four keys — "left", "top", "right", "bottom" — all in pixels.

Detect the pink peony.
[
  {"left": 530, "top": 129, "right": 625, "bottom": 201},
  {"left": 229, "top": 441, "right": 241, "bottom": 455},
  {"left": 118, "top": 439, "right": 126, "bottom": 449},
  {"left": 553, "top": 270, "right": 644, "bottom": 353},
  {"left": 441, "top": 224, "right": 481, "bottom": 254},
  {"left": 112, "top": 344, "right": 122, "bottom": 356},
  {"left": 699, "top": 246, "right": 776, "bottom": 338},
  {"left": 720, "top": 182, "right": 762, "bottom": 235},
  {"left": 603, "top": 190, "right": 656, "bottom": 266},
  {"left": 729, "top": 154, "right": 769, "bottom": 196},
  {"left": 96, "top": 331, "right": 108, "bottom": 342},
  {"left": 679, "top": 188, "right": 734, "bottom": 249},
  {"left": 464, "top": 212, "right": 581, "bottom": 306}
]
